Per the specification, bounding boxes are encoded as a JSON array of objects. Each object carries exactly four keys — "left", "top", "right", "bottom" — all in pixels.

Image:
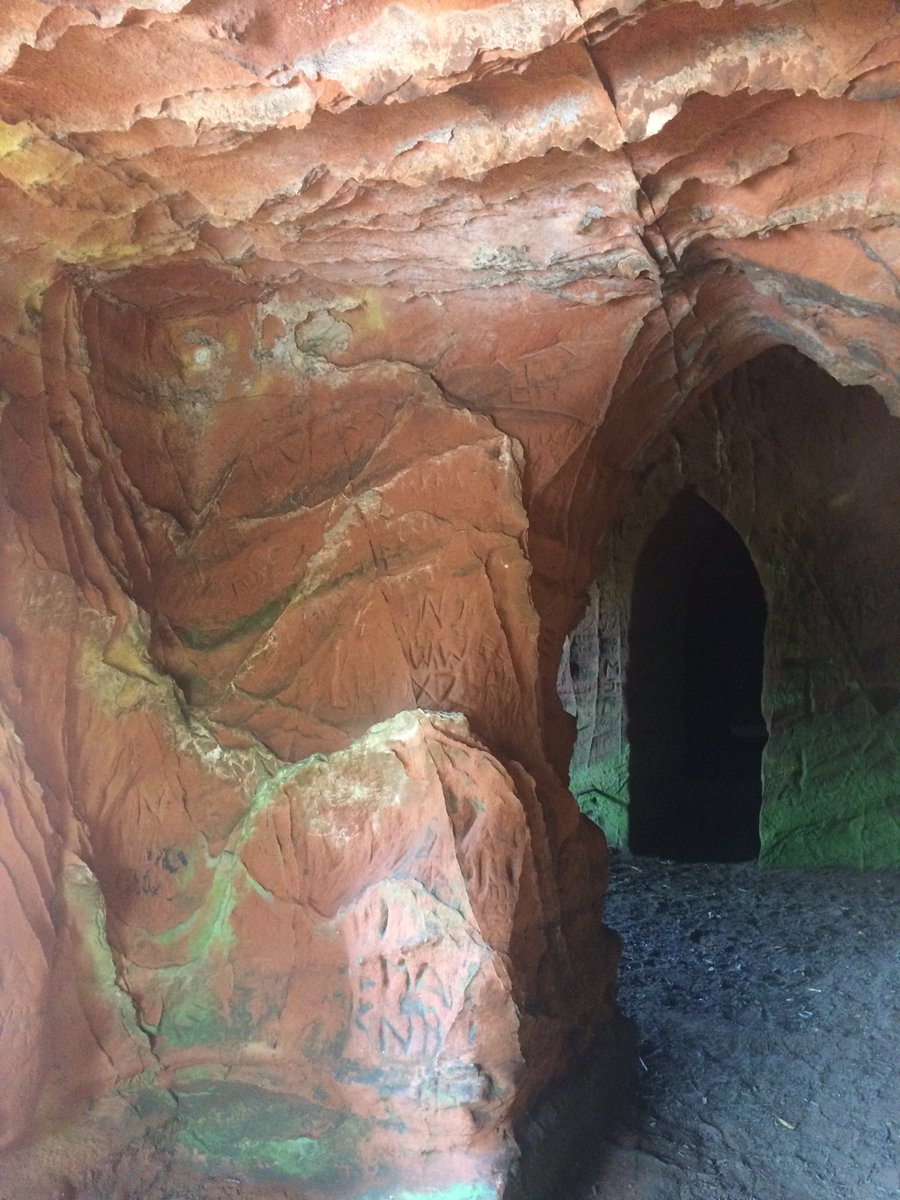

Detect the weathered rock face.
[
  {"left": 565, "top": 347, "right": 900, "bottom": 867},
  {"left": 0, "top": 1, "right": 898, "bottom": 1196}
]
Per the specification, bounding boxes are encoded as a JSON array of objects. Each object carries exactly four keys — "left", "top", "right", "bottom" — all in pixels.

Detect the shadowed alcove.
[
  {"left": 626, "top": 493, "right": 768, "bottom": 862},
  {"left": 563, "top": 346, "right": 900, "bottom": 871}
]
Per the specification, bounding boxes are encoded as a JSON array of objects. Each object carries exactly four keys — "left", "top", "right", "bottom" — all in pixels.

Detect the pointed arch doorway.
[{"left": 626, "top": 493, "right": 768, "bottom": 862}]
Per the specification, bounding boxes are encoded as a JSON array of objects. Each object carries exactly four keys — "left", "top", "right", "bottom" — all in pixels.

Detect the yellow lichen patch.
[
  {"left": 23, "top": 285, "right": 44, "bottom": 318},
  {"left": 357, "top": 290, "right": 385, "bottom": 332},
  {"left": 0, "top": 132, "right": 81, "bottom": 191},
  {"left": 102, "top": 627, "right": 164, "bottom": 689},
  {"left": 65, "top": 234, "right": 145, "bottom": 266},
  {"left": 77, "top": 612, "right": 165, "bottom": 717},
  {"left": 0, "top": 121, "right": 34, "bottom": 158}
]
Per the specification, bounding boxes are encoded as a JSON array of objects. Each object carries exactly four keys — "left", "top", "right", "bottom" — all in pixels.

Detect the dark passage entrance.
[{"left": 627, "top": 493, "right": 767, "bottom": 861}]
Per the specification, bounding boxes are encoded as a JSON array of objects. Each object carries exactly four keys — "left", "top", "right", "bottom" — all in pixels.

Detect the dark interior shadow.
[
  {"left": 506, "top": 1008, "right": 638, "bottom": 1200},
  {"left": 626, "top": 492, "right": 767, "bottom": 862}
]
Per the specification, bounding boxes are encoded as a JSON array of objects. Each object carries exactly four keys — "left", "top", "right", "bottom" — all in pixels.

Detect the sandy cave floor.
[{"left": 578, "top": 853, "right": 900, "bottom": 1200}]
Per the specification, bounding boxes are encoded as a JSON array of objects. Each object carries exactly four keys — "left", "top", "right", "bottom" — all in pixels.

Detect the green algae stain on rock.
[
  {"left": 570, "top": 748, "right": 630, "bottom": 848},
  {"left": 359, "top": 1187, "right": 499, "bottom": 1200},
  {"left": 150, "top": 766, "right": 301, "bottom": 1050},
  {"left": 177, "top": 582, "right": 297, "bottom": 651},
  {"left": 760, "top": 703, "right": 900, "bottom": 868},
  {"left": 174, "top": 1080, "right": 367, "bottom": 1187}
]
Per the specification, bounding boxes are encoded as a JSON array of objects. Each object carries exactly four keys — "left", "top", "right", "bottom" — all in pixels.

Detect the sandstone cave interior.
[{"left": 1, "top": 4, "right": 899, "bottom": 1200}]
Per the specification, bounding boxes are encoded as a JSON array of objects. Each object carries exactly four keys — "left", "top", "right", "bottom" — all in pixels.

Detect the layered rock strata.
[{"left": 0, "top": 1, "right": 898, "bottom": 1196}]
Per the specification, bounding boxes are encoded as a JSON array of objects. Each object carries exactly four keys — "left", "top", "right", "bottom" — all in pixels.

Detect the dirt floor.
[{"left": 581, "top": 853, "right": 900, "bottom": 1200}]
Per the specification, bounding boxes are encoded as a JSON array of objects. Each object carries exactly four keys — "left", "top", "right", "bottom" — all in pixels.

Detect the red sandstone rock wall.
[
  {"left": 566, "top": 348, "right": 900, "bottom": 866},
  {"left": 0, "top": 2, "right": 898, "bottom": 1196}
]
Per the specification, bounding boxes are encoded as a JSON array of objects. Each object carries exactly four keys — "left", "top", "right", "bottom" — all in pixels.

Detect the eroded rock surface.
[
  {"left": 0, "top": 2, "right": 898, "bottom": 1196},
  {"left": 566, "top": 348, "right": 900, "bottom": 866}
]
